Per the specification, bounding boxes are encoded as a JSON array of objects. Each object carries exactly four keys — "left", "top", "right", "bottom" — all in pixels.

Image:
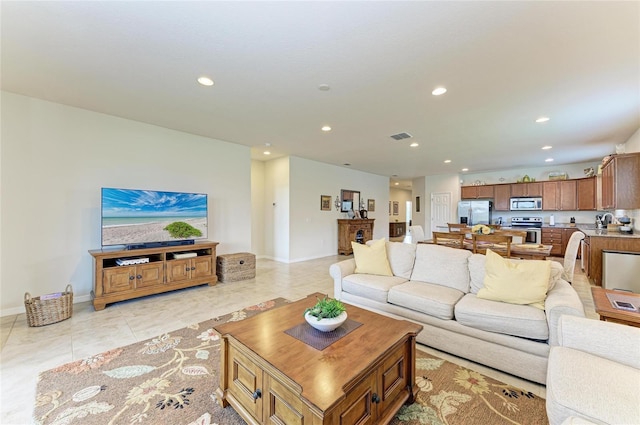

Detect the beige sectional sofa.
[{"left": 329, "top": 241, "right": 585, "bottom": 384}]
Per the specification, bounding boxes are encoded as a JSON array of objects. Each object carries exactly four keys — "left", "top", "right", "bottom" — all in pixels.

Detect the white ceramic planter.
[{"left": 304, "top": 311, "right": 348, "bottom": 332}]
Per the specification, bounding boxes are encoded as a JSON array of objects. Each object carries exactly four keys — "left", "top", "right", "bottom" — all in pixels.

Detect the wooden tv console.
[{"left": 89, "top": 241, "right": 219, "bottom": 310}]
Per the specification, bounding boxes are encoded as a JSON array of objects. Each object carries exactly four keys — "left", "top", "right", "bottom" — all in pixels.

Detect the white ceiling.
[{"left": 2, "top": 2, "right": 639, "bottom": 189}]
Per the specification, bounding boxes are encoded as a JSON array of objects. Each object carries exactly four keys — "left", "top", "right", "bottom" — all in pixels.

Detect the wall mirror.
[{"left": 340, "top": 189, "right": 360, "bottom": 212}]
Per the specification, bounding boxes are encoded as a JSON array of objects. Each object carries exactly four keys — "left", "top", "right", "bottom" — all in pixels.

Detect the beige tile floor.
[{"left": 0, "top": 254, "right": 596, "bottom": 425}]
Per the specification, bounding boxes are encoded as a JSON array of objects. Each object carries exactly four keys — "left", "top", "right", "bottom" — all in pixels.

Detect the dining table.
[{"left": 418, "top": 237, "right": 552, "bottom": 260}]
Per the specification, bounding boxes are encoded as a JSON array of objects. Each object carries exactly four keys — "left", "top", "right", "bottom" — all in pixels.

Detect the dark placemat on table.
[{"left": 284, "top": 318, "right": 362, "bottom": 350}]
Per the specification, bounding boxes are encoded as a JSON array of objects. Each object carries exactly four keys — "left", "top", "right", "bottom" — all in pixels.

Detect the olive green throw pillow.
[
  {"left": 477, "top": 249, "right": 551, "bottom": 310},
  {"left": 352, "top": 238, "right": 393, "bottom": 276}
]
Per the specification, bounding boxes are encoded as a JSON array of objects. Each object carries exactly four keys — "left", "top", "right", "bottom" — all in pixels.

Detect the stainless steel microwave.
[{"left": 510, "top": 197, "right": 542, "bottom": 211}]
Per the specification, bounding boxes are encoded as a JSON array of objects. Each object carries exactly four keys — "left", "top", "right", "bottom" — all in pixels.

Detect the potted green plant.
[{"left": 304, "top": 295, "right": 348, "bottom": 332}]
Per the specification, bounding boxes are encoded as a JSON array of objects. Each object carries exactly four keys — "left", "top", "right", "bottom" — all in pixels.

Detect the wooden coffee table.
[
  {"left": 214, "top": 293, "right": 423, "bottom": 425},
  {"left": 591, "top": 287, "right": 640, "bottom": 328}
]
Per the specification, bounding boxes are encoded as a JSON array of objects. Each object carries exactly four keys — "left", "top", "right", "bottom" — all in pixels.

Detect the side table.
[{"left": 591, "top": 287, "right": 640, "bottom": 328}]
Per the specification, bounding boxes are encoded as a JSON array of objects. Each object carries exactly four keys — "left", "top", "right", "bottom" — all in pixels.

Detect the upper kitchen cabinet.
[
  {"left": 493, "top": 184, "right": 511, "bottom": 211},
  {"left": 510, "top": 182, "right": 542, "bottom": 197},
  {"left": 461, "top": 185, "right": 494, "bottom": 199},
  {"left": 576, "top": 176, "right": 597, "bottom": 210},
  {"left": 542, "top": 180, "right": 577, "bottom": 211},
  {"left": 601, "top": 153, "right": 640, "bottom": 210}
]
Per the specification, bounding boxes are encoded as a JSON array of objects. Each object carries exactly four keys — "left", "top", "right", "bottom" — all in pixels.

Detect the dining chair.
[
  {"left": 494, "top": 229, "right": 527, "bottom": 245},
  {"left": 562, "top": 231, "right": 585, "bottom": 283},
  {"left": 408, "top": 225, "right": 425, "bottom": 243},
  {"left": 432, "top": 232, "right": 465, "bottom": 249},
  {"left": 472, "top": 234, "right": 512, "bottom": 258},
  {"left": 447, "top": 223, "right": 470, "bottom": 233}
]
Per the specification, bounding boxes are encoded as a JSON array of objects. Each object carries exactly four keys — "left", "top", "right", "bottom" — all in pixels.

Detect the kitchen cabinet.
[
  {"left": 576, "top": 176, "right": 597, "bottom": 210},
  {"left": 542, "top": 180, "right": 577, "bottom": 211},
  {"left": 542, "top": 182, "right": 559, "bottom": 210},
  {"left": 461, "top": 185, "right": 494, "bottom": 199},
  {"left": 582, "top": 232, "right": 640, "bottom": 286},
  {"left": 493, "top": 184, "right": 511, "bottom": 211},
  {"left": 542, "top": 227, "right": 563, "bottom": 256},
  {"left": 600, "top": 153, "right": 640, "bottom": 209},
  {"left": 510, "top": 182, "right": 542, "bottom": 197}
]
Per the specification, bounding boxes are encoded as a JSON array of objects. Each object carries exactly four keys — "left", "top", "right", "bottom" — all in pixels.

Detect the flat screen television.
[{"left": 101, "top": 188, "right": 208, "bottom": 249}]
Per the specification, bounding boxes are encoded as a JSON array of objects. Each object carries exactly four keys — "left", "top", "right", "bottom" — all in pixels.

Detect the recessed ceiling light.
[
  {"left": 444, "top": 159, "right": 452, "bottom": 163},
  {"left": 263, "top": 151, "right": 271, "bottom": 155},
  {"left": 461, "top": 168, "right": 469, "bottom": 172},
  {"left": 394, "top": 182, "right": 399, "bottom": 186},
  {"left": 536, "top": 117, "right": 550, "bottom": 123},
  {"left": 265, "top": 142, "right": 271, "bottom": 147},
  {"left": 318, "top": 84, "right": 330, "bottom": 91},
  {"left": 321, "top": 125, "right": 332, "bottom": 132},
  {"left": 197, "top": 76, "right": 214, "bottom": 86},
  {"left": 410, "top": 142, "right": 419, "bottom": 147},
  {"left": 432, "top": 87, "right": 447, "bottom": 96},
  {"left": 542, "top": 145, "right": 552, "bottom": 150},
  {"left": 545, "top": 158, "right": 554, "bottom": 162},
  {"left": 343, "top": 163, "right": 351, "bottom": 166}
]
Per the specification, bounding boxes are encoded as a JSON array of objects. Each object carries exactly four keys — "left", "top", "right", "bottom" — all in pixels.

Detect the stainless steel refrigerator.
[{"left": 457, "top": 201, "right": 492, "bottom": 225}]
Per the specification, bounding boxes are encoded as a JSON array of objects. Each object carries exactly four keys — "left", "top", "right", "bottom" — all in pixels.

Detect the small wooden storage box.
[{"left": 216, "top": 252, "right": 256, "bottom": 282}]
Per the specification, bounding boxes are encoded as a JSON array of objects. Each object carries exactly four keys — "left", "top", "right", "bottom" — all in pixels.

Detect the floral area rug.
[{"left": 34, "top": 298, "right": 547, "bottom": 425}]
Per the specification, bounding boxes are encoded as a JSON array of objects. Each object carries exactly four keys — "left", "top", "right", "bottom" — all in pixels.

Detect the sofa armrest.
[
  {"left": 557, "top": 314, "right": 640, "bottom": 369},
  {"left": 329, "top": 259, "right": 356, "bottom": 300},
  {"left": 545, "top": 280, "right": 585, "bottom": 346}
]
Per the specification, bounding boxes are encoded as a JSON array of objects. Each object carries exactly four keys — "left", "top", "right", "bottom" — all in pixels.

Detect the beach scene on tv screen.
[{"left": 102, "top": 188, "right": 208, "bottom": 246}]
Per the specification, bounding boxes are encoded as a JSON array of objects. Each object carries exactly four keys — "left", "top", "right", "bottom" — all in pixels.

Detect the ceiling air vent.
[{"left": 390, "top": 132, "right": 413, "bottom": 140}]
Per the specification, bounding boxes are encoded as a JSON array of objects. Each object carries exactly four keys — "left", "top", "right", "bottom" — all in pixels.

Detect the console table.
[
  {"left": 337, "top": 219, "right": 375, "bottom": 255},
  {"left": 89, "top": 241, "right": 218, "bottom": 310}
]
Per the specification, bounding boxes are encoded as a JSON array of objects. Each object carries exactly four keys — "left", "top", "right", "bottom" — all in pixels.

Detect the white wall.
[
  {"left": 288, "top": 157, "right": 389, "bottom": 262},
  {"left": 263, "top": 157, "right": 290, "bottom": 262},
  {"left": 1, "top": 92, "right": 252, "bottom": 314},
  {"left": 389, "top": 188, "right": 411, "bottom": 225},
  {"left": 251, "top": 160, "right": 265, "bottom": 256}
]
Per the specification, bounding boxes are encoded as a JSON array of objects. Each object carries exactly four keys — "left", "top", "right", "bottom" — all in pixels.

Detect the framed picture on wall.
[
  {"left": 320, "top": 195, "right": 331, "bottom": 211},
  {"left": 416, "top": 196, "right": 420, "bottom": 213},
  {"left": 368, "top": 199, "right": 375, "bottom": 212},
  {"left": 393, "top": 201, "right": 399, "bottom": 215},
  {"left": 389, "top": 201, "right": 392, "bottom": 215}
]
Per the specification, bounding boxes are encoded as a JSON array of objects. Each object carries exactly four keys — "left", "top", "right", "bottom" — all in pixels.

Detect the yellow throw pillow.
[
  {"left": 352, "top": 238, "right": 393, "bottom": 276},
  {"left": 477, "top": 249, "right": 551, "bottom": 310}
]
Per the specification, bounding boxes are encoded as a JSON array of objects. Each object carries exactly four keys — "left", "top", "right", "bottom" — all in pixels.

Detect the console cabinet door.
[
  {"left": 166, "top": 259, "right": 190, "bottom": 283},
  {"left": 263, "top": 375, "right": 305, "bottom": 425},
  {"left": 135, "top": 262, "right": 165, "bottom": 288},
  {"left": 192, "top": 256, "right": 213, "bottom": 278},
  {"left": 331, "top": 373, "right": 377, "bottom": 425},
  {"left": 103, "top": 266, "right": 136, "bottom": 293}
]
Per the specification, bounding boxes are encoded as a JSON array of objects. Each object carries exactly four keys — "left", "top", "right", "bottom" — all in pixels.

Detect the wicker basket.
[
  {"left": 24, "top": 284, "right": 73, "bottom": 327},
  {"left": 216, "top": 253, "right": 256, "bottom": 282}
]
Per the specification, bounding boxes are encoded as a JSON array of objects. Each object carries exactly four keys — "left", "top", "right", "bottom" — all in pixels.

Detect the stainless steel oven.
[{"left": 511, "top": 217, "right": 542, "bottom": 244}]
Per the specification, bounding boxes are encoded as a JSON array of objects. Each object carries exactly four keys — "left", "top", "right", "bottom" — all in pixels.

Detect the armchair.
[{"left": 546, "top": 315, "right": 640, "bottom": 425}]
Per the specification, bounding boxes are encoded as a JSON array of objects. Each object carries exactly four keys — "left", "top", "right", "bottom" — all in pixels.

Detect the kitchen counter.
[{"left": 578, "top": 228, "right": 639, "bottom": 238}]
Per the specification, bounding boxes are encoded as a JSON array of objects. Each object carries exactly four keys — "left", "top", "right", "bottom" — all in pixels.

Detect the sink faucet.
[{"left": 601, "top": 213, "right": 615, "bottom": 227}]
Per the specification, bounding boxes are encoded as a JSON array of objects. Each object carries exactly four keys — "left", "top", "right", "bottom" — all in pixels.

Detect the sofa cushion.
[
  {"left": 469, "top": 253, "right": 563, "bottom": 294},
  {"left": 385, "top": 241, "right": 417, "bottom": 279},
  {"left": 410, "top": 244, "right": 471, "bottom": 292},
  {"left": 342, "top": 273, "right": 407, "bottom": 303},
  {"left": 352, "top": 238, "right": 393, "bottom": 276},
  {"left": 388, "top": 281, "right": 465, "bottom": 320},
  {"left": 477, "top": 249, "right": 551, "bottom": 310},
  {"left": 455, "top": 293, "right": 549, "bottom": 340}
]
